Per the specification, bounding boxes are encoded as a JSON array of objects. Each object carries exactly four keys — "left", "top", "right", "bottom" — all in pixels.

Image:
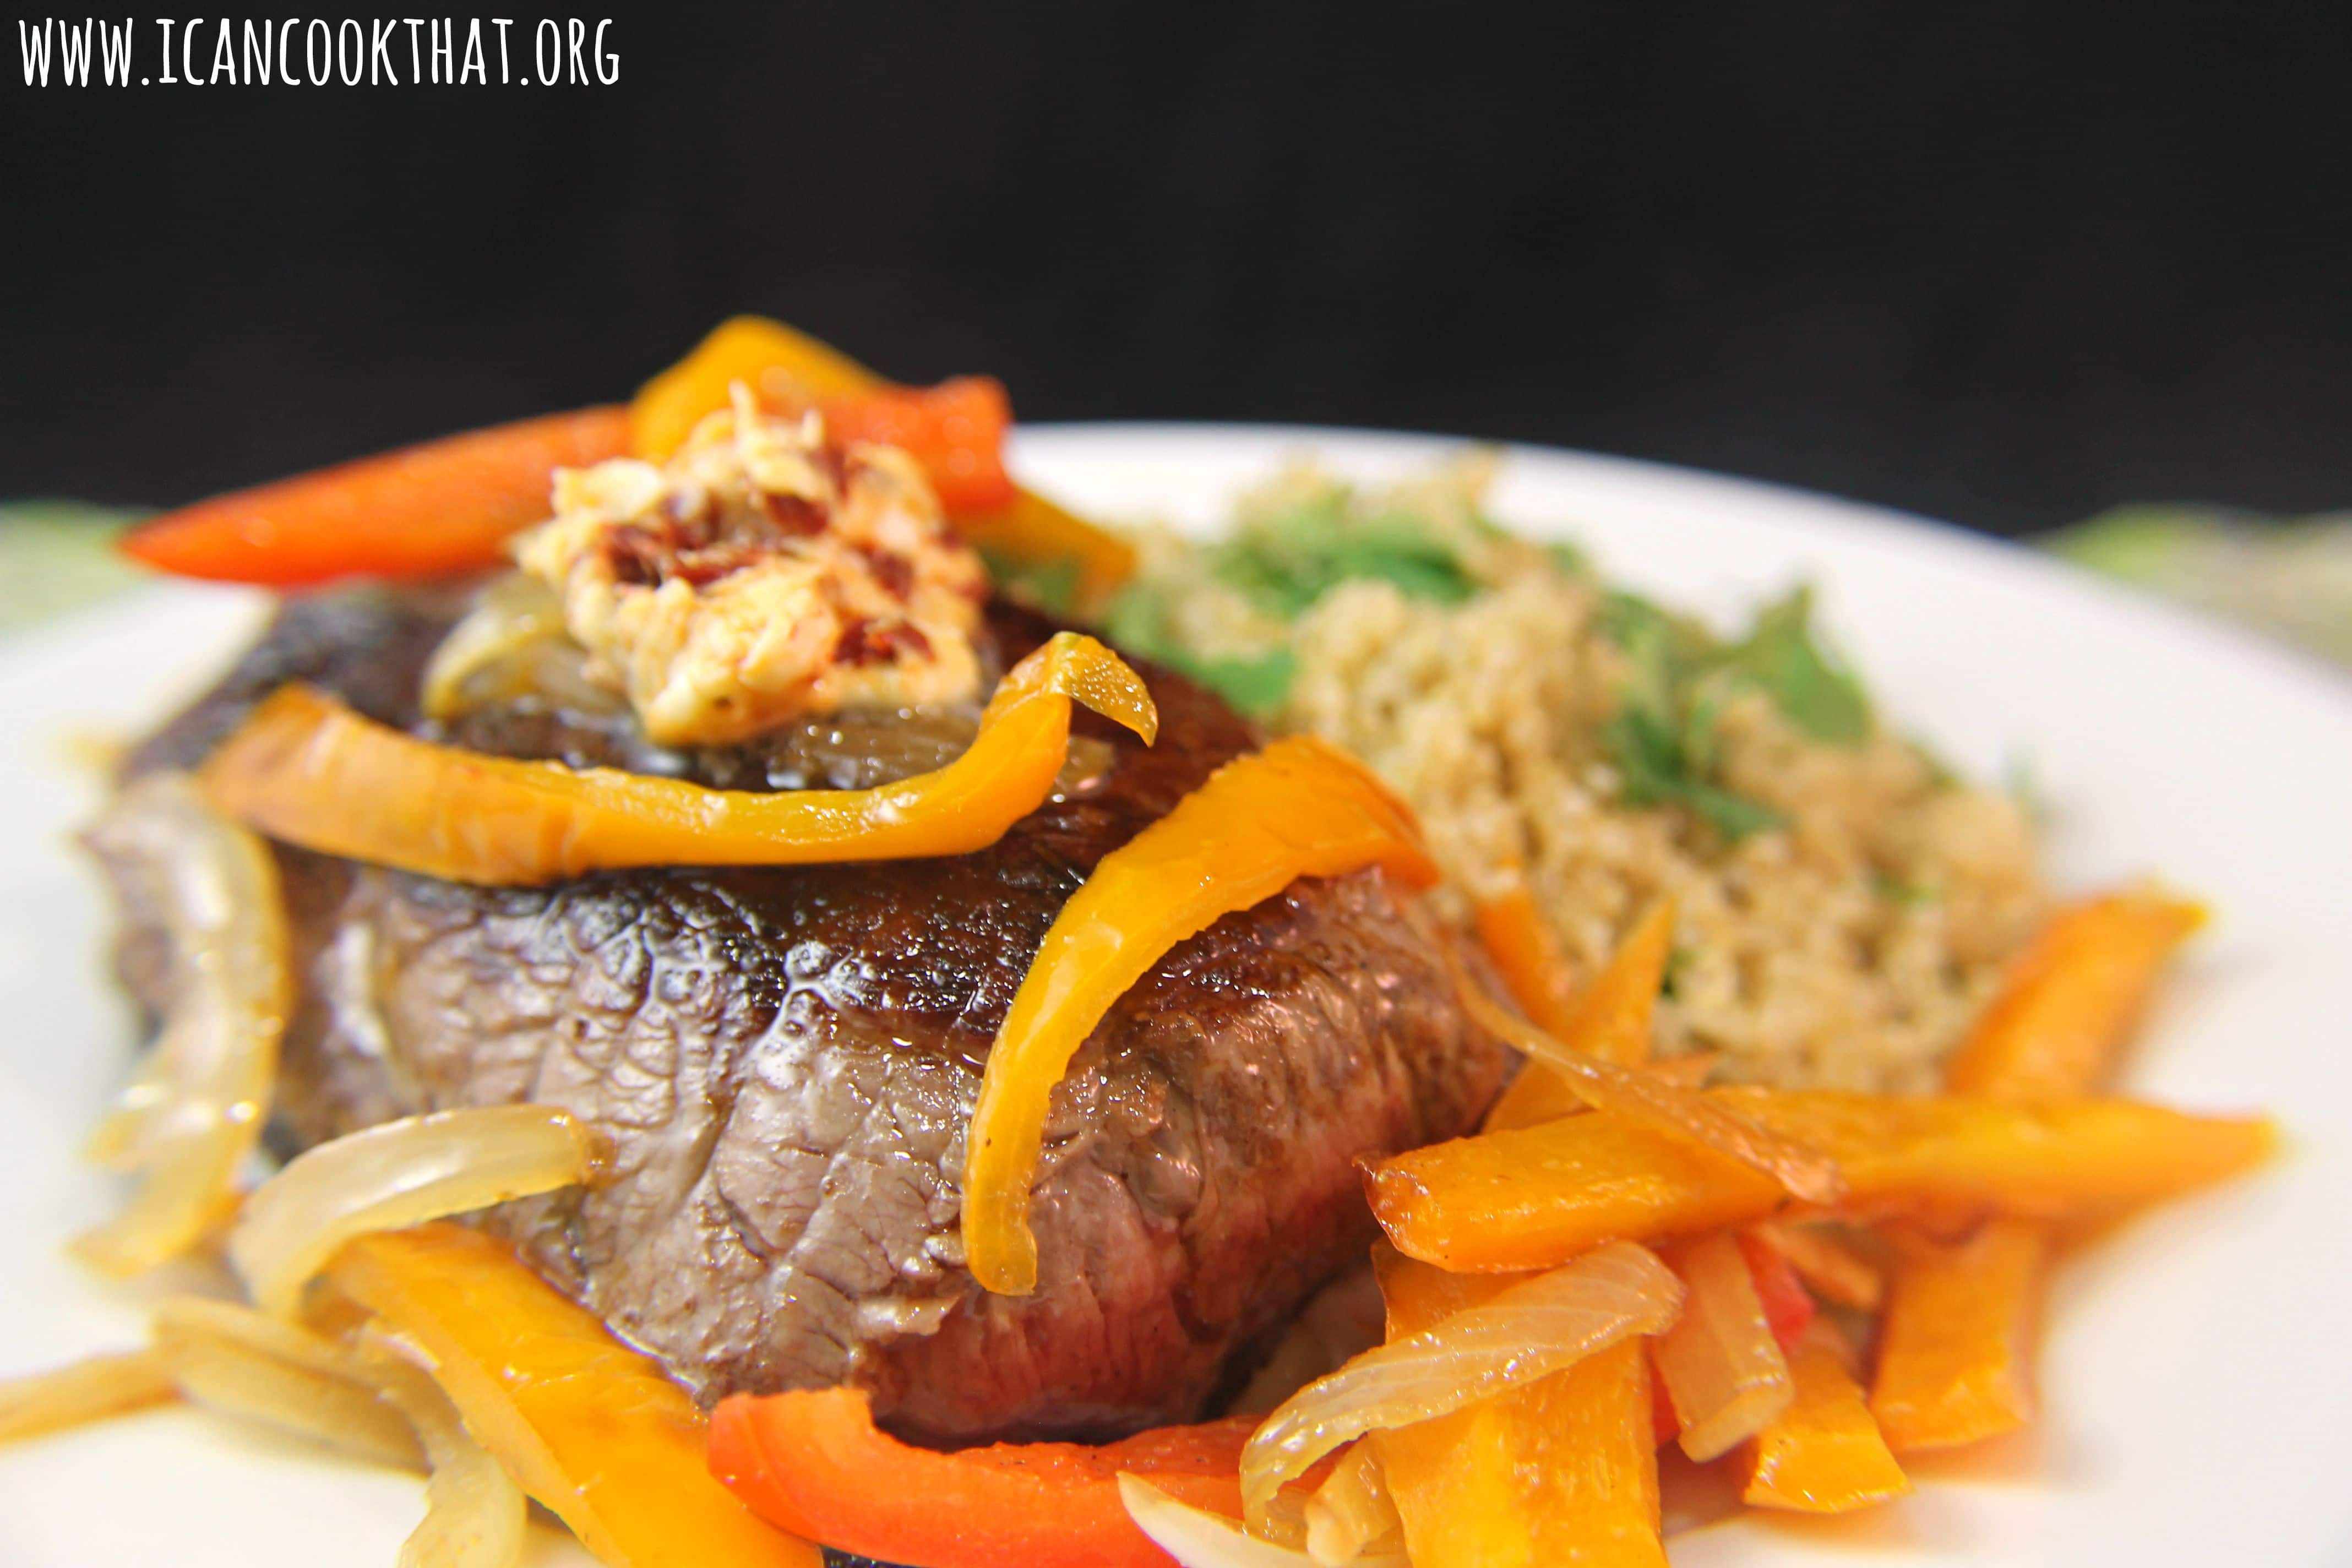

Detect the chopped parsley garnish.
[
  {"left": 977, "top": 546, "right": 1082, "bottom": 618},
  {"left": 1097, "top": 486, "right": 1500, "bottom": 718},
  {"left": 1101, "top": 578, "right": 1298, "bottom": 719},
  {"left": 1602, "top": 700, "right": 1790, "bottom": 841},
  {"left": 1210, "top": 493, "right": 1482, "bottom": 617},
  {"left": 1091, "top": 475, "right": 1880, "bottom": 832},
  {"left": 1715, "top": 586, "right": 1871, "bottom": 744},
  {"left": 1597, "top": 586, "right": 1872, "bottom": 841}
]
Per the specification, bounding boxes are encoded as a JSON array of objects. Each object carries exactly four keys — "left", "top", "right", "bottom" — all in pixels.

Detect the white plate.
[{"left": 3, "top": 424, "right": 2348, "bottom": 1566}]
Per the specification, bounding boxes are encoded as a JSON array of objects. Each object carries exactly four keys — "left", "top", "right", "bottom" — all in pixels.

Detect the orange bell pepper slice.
[
  {"left": 1484, "top": 1053, "right": 1713, "bottom": 1134},
  {"left": 327, "top": 1222, "right": 819, "bottom": 1568},
  {"left": 1366, "top": 1088, "right": 2273, "bottom": 1273},
  {"left": 1373, "top": 1252, "right": 1667, "bottom": 1568},
  {"left": 1943, "top": 890, "right": 2207, "bottom": 1098},
  {"left": 1451, "top": 945, "right": 1842, "bottom": 1206},
  {"left": 963, "top": 734, "right": 1440, "bottom": 1295},
  {"left": 1869, "top": 1216, "right": 2047, "bottom": 1451},
  {"left": 118, "top": 406, "right": 630, "bottom": 587},
  {"left": 1481, "top": 898, "right": 1675, "bottom": 1134},
  {"left": 1473, "top": 885, "right": 1582, "bottom": 1039},
  {"left": 1741, "top": 1322, "right": 1910, "bottom": 1512},
  {"left": 199, "top": 631, "right": 1155, "bottom": 885},
  {"left": 631, "top": 314, "right": 1136, "bottom": 601},
  {"left": 1874, "top": 888, "right": 2206, "bottom": 1449},
  {"left": 709, "top": 1386, "right": 1256, "bottom": 1568}
]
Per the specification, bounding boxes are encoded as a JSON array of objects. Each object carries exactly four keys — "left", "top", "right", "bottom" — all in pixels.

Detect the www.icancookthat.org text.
[{"left": 17, "top": 16, "right": 619, "bottom": 88}]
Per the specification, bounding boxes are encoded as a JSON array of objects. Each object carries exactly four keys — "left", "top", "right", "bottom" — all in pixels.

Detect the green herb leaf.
[
  {"left": 1099, "top": 579, "right": 1297, "bottom": 717},
  {"left": 1188, "top": 647, "right": 1298, "bottom": 718},
  {"left": 1595, "top": 591, "right": 1788, "bottom": 840},
  {"left": 1716, "top": 587, "right": 1871, "bottom": 744},
  {"left": 1600, "top": 705, "right": 1788, "bottom": 842},
  {"left": 1870, "top": 868, "right": 1937, "bottom": 905},
  {"left": 1212, "top": 500, "right": 1477, "bottom": 619},
  {"left": 977, "top": 546, "right": 1083, "bottom": 618}
]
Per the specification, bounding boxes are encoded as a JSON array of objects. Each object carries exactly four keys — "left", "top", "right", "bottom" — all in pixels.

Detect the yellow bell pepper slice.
[
  {"left": 1366, "top": 1088, "right": 2273, "bottom": 1273},
  {"left": 1482, "top": 897, "right": 1676, "bottom": 1134},
  {"left": 1874, "top": 888, "right": 2206, "bottom": 1449},
  {"left": 1741, "top": 1324, "right": 1910, "bottom": 1512},
  {"left": 963, "top": 734, "right": 1441, "bottom": 1295},
  {"left": 632, "top": 316, "right": 880, "bottom": 458},
  {"left": 1373, "top": 1254, "right": 1666, "bottom": 1568},
  {"left": 200, "top": 632, "right": 1154, "bottom": 886},
  {"left": 329, "top": 1222, "right": 819, "bottom": 1568},
  {"left": 630, "top": 315, "right": 1136, "bottom": 603}
]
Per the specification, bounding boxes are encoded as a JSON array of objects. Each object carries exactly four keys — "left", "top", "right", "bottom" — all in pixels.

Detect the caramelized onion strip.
[
  {"left": 1303, "top": 1443, "right": 1403, "bottom": 1565},
  {"left": 357, "top": 1332, "right": 530, "bottom": 1568},
  {"left": 1118, "top": 1475, "right": 1408, "bottom": 1568},
  {"left": 75, "top": 773, "right": 291, "bottom": 1276},
  {"left": 1448, "top": 947, "right": 1847, "bottom": 1205},
  {"left": 0, "top": 1348, "right": 177, "bottom": 1445},
  {"left": 151, "top": 1297, "right": 421, "bottom": 1471},
  {"left": 231, "top": 1105, "right": 603, "bottom": 1317}
]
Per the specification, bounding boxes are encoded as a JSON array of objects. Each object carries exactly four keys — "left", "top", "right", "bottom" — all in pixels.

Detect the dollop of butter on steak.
[{"left": 108, "top": 587, "right": 1510, "bottom": 1443}]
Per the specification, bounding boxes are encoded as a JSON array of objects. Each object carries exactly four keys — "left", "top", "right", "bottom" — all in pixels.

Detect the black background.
[{"left": 4, "top": 2, "right": 2348, "bottom": 537}]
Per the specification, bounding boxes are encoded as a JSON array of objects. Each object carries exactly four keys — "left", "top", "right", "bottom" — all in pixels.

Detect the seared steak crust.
[{"left": 117, "top": 587, "right": 1509, "bottom": 1441}]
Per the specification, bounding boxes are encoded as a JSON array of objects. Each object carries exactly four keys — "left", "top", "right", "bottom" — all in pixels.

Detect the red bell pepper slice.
[
  {"left": 1738, "top": 1229, "right": 1819, "bottom": 1354},
  {"left": 118, "top": 405, "right": 630, "bottom": 587},
  {"left": 710, "top": 1386, "right": 1265, "bottom": 1568},
  {"left": 819, "top": 376, "right": 1020, "bottom": 517}
]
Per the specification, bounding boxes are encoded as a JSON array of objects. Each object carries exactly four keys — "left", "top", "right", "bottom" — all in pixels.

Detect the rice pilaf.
[{"left": 1102, "top": 455, "right": 2045, "bottom": 1092}]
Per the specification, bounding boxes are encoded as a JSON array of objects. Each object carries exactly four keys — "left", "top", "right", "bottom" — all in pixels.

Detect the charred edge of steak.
[{"left": 107, "top": 582, "right": 1512, "bottom": 1445}]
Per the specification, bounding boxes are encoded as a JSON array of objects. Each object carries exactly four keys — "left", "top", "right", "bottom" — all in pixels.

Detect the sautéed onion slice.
[
  {"left": 75, "top": 773, "right": 291, "bottom": 1275},
  {"left": 1450, "top": 949, "right": 1846, "bottom": 1205},
  {"left": 230, "top": 1104, "right": 603, "bottom": 1317}
]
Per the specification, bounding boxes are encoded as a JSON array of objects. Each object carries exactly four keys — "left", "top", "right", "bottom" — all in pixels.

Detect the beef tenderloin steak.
[{"left": 103, "top": 586, "right": 1509, "bottom": 1442}]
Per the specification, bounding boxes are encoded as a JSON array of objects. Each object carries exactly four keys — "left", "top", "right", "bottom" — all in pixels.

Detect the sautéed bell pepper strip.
[
  {"left": 963, "top": 734, "right": 1441, "bottom": 1296},
  {"left": 1366, "top": 1088, "right": 2273, "bottom": 1274},
  {"left": 710, "top": 1386, "right": 1257, "bottom": 1568},
  {"left": 199, "top": 632, "right": 1155, "bottom": 886},
  {"left": 1942, "top": 890, "right": 2208, "bottom": 1098},
  {"left": 1480, "top": 897, "right": 1675, "bottom": 1134},
  {"left": 816, "top": 376, "right": 1020, "bottom": 516},
  {"left": 118, "top": 406, "right": 630, "bottom": 587},
  {"left": 1373, "top": 1252, "right": 1668, "bottom": 1568},
  {"left": 1736, "top": 1229, "right": 1817, "bottom": 1350},
  {"left": 1873, "top": 889, "right": 2205, "bottom": 1450},
  {"left": 1740, "top": 1324, "right": 1910, "bottom": 1513},
  {"left": 328, "top": 1223, "right": 819, "bottom": 1568},
  {"left": 630, "top": 313, "right": 1137, "bottom": 597},
  {"left": 630, "top": 315, "right": 883, "bottom": 458},
  {"left": 1473, "top": 883, "right": 1582, "bottom": 1038}
]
